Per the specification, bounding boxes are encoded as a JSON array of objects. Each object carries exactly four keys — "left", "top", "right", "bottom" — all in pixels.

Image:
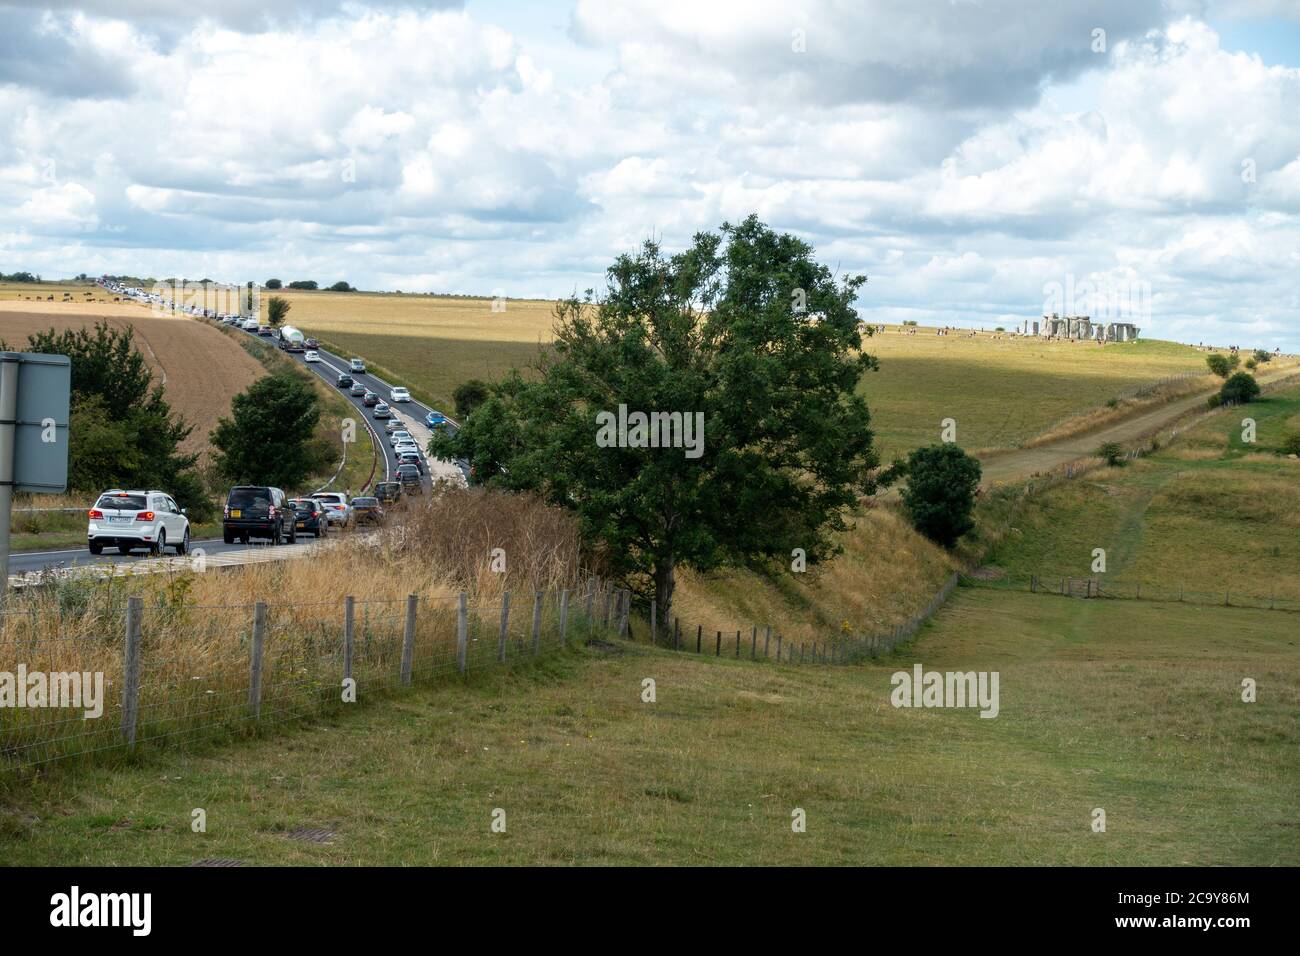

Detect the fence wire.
[{"left": 0, "top": 585, "right": 611, "bottom": 776}]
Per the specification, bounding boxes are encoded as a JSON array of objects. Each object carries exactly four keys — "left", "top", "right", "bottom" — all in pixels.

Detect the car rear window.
[
  {"left": 288, "top": 499, "right": 316, "bottom": 512},
  {"left": 228, "top": 488, "right": 272, "bottom": 508},
  {"left": 95, "top": 493, "right": 146, "bottom": 511},
  {"left": 397, "top": 465, "right": 419, "bottom": 476},
  {"left": 353, "top": 498, "right": 379, "bottom": 507}
]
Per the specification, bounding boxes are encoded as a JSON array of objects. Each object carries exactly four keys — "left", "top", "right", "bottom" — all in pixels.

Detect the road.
[
  {"left": 7, "top": 535, "right": 319, "bottom": 580},
  {"left": 9, "top": 309, "right": 467, "bottom": 580},
  {"left": 237, "top": 324, "right": 468, "bottom": 493}
]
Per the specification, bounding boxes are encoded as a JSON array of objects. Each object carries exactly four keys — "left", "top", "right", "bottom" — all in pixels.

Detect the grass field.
[
  {"left": 275, "top": 290, "right": 1213, "bottom": 458},
  {"left": 982, "top": 384, "right": 1300, "bottom": 602},
  {"left": 3, "top": 588, "right": 1293, "bottom": 866}
]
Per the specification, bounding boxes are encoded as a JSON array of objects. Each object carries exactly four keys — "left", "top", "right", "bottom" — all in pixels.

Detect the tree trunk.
[{"left": 654, "top": 559, "right": 676, "bottom": 637}]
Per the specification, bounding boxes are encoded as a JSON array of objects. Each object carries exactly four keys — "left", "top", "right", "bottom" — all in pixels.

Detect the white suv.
[
  {"left": 87, "top": 490, "right": 190, "bottom": 556},
  {"left": 390, "top": 387, "right": 411, "bottom": 402}
]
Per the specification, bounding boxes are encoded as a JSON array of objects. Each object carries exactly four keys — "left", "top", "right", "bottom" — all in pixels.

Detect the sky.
[{"left": 1, "top": 0, "right": 1299, "bottom": 348}]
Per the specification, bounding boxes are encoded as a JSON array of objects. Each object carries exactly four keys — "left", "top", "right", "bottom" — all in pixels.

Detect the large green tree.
[
  {"left": 432, "top": 215, "right": 879, "bottom": 622},
  {"left": 211, "top": 371, "right": 322, "bottom": 488},
  {"left": 9, "top": 322, "right": 206, "bottom": 513}
]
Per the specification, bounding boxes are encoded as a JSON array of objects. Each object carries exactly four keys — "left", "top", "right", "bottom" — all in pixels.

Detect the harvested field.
[{"left": 0, "top": 300, "right": 264, "bottom": 461}]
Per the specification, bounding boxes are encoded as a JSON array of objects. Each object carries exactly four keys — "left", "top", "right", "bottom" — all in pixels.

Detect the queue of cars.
[{"left": 82, "top": 309, "right": 462, "bottom": 557}]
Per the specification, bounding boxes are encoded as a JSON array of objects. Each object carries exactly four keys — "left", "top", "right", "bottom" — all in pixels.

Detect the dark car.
[
  {"left": 350, "top": 382, "right": 367, "bottom": 397},
  {"left": 351, "top": 496, "right": 384, "bottom": 524},
  {"left": 288, "top": 497, "right": 329, "bottom": 537},
  {"left": 223, "top": 486, "right": 296, "bottom": 544},
  {"left": 336, "top": 373, "right": 353, "bottom": 388},
  {"left": 374, "top": 481, "right": 402, "bottom": 503},
  {"left": 304, "top": 338, "right": 319, "bottom": 349},
  {"left": 395, "top": 463, "right": 422, "bottom": 493},
  {"left": 362, "top": 390, "right": 379, "bottom": 407},
  {"left": 397, "top": 451, "right": 425, "bottom": 475}
]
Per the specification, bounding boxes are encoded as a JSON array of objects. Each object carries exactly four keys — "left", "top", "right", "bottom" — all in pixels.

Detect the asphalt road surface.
[{"left": 9, "top": 313, "right": 468, "bottom": 579}]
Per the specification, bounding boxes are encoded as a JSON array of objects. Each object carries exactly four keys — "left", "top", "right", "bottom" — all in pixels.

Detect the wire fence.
[
  {"left": 0, "top": 579, "right": 619, "bottom": 776},
  {"left": 974, "top": 572, "right": 1300, "bottom": 613},
  {"left": 617, "top": 571, "right": 963, "bottom": 668}
]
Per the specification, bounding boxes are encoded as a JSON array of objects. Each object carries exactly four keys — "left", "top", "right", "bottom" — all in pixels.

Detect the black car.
[
  {"left": 374, "top": 481, "right": 402, "bottom": 503},
  {"left": 395, "top": 464, "right": 422, "bottom": 492},
  {"left": 288, "top": 497, "right": 329, "bottom": 537},
  {"left": 336, "top": 373, "right": 354, "bottom": 388},
  {"left": 351, "top": 496, "right": 384, "bottom": 524},
  {"left": 223, "top": 486, "right": 297, "bottom": 544}
]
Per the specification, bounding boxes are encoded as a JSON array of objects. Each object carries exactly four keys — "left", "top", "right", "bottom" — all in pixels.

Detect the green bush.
[
  {"left": 1096, "top": 441, "right": 1126, "bottom": 467},
  {"left": 1206, "top": 353, "right": 1231, "bottom": 378},
  {"left": 1220, "top": 371, "right": 1261, "bottom": 405},
  {"left": 899, "top": 444, "right": 981, "bottom": 548},
  {"left": 1280, "top": 431, "right": 1300, "bottom": 456}
]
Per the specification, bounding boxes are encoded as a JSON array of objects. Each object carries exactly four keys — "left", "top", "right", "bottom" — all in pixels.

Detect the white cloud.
[{"left": 0, "top": 1, "right": 1297, "bottom": 349}]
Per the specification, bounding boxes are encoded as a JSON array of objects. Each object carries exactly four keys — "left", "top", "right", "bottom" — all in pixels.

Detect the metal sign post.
[{"left": 0, "top": 352, "right": 72, "bottom": 604}]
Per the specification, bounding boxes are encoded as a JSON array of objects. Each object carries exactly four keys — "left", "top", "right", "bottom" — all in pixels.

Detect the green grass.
[
  {"left": 982, "top": 385, "right": 1300, "bottom": 603},
  {"left": 4, "top": 589, "right": 1294, "bottom": 865}
]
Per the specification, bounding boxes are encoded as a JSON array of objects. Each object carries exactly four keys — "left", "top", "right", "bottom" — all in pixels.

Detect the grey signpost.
[{"left": 0, "top": 352, "right": 72, "bottom": 604}]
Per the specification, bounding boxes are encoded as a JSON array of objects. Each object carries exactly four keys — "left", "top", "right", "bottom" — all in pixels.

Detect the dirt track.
[
  {"left": 977, "top": 363, "right": 1300, "bottom": 486},
  {"left": 0, "top": 302, "right": 264, "bottom": 459}
]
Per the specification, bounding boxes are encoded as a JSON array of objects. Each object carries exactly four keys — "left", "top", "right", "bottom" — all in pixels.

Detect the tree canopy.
[
  {"left": 210, "top": 372, "right": 323, "bottom": 489},
  {"left": 9, "top": 322, "right": 207, "bottom": 513},
  {"left": 431, "top": 215, "right": 879, "bottom": 622}
]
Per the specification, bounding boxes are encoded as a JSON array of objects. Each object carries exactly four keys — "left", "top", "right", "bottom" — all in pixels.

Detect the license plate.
[
  {"left": 109, "top": 516, "right": 131, "bottom": 524},
  {"left": 230, "top": 509, "right": 242, "bottom": 518},
  {"left": 296, "top": 520, "right": 306, "bottom": 527}
]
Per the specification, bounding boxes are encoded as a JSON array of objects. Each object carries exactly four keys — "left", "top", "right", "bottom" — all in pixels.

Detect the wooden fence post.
[
  {"left": 249, "top": 600, "right": 267, "bottom": 716},
  {"left": 456, "top": 592, "right": 468, "bottom": 673},
  {"left": 559, "top": 589, "right": 570, "bottom": 646},
  {"left": 618, "top": 590, "right": 629, "bottom": 639},
  {"left": 400, "top": 594, "right": 417, "bottom": 686},
  {"left": 750, "top": 626, "right": 757, "bottom": 659},
  {"left": 498, "top": 591, "right": 511, "bottom": 662},
  {"left": 532, "top": 590, "right": 543, "bottom": 654},
  {"left": 776, "top": 634, "right": 783, "bottom": 660},
  {"left": 585, "top": 581, "right": 595, "bottom": 636},
  {"left": 735, "top": 630, "right": 741, "bottom": 658},
  {"left": 343, "top": 595, "right": 355, "bottom": 684},
  {"left": 121, "top": 595, "right": 143, "bottom": 747},
  {"left": 696, "top": 624, "right": 702, "bottom": 653},
  {"left": 603, "top": 588, "right": 613, "bottom": 628},
  {"left": 715, "top": 630, "right": 721, "bottom": 656},
  {"left": 764, "top": 625, "right": 771, "bottom": 658}
]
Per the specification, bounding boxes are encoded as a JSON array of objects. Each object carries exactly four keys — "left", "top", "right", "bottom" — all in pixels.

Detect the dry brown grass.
[
  {"left": 0, "top": 487, "right": 590, "bottom": 770},
  {"left": 670, "top": 504, "right": 957, "bottom": 643}
]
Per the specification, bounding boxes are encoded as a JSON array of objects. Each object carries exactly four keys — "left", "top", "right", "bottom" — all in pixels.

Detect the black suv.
[
  {"left": 395, "top": 464, "right": 422, "bottom": 493},
  {"left": 374, "top": 481, "right": 402, "bottom": 504},
  {"left": 336, "top": 373, "right": 353, "bottom": 388},
  {"left": 223, "top": 486, "right": 297, "bottom": 544}
]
